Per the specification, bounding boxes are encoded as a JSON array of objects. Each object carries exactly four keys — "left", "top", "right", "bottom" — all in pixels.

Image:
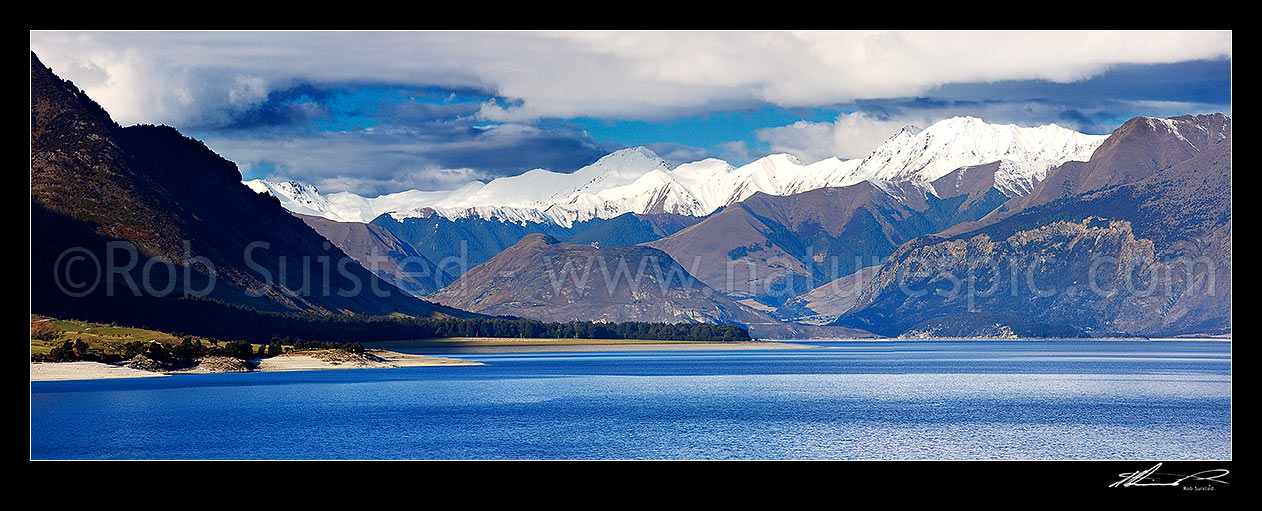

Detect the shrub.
[
  {"left": 72, "top": 339, "right": 91, "bottom": 358},
  {"left": 31, "top": 320, "right": 60, "bottom": 341},
  {"left": 144, "top": 342, "right": 172, "bottom": 362},
  {"left": 218, "top": 340, "right": 255, "bottom": 359},
  {"left": 122, "top": 341, "right": 146, "bottom": 359},
  {"left": 48, "top": 340, "right": 77, "bottom": 362},
  {"left": 172, "top": 337, "right": 207, "bottom": 360}
]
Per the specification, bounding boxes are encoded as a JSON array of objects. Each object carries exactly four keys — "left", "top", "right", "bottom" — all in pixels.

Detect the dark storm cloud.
[
  {"left": 38, "top": 32, "right": 1224, "bottom": 196},
  {"left": 414, "top": 126, "right": 615, "bottom": 176},
  {"left": 198, "top": 120, "right": 616, "bottom": 196},
  {"left": 218, "top": 84, "right": 336, "bottom": 131},
  {"left": 824, "top": 59, "right": 1233, "bottom": 136},
  {"left": 926, "top": 60, "right": 1232, "bottom": 106},
  {"left": 182, "top": 80, "right": 621, "bottom": 195}
]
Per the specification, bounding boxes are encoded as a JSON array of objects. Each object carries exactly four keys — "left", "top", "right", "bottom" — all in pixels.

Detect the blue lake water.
[{"left": 29, "top": 340, "right": 1231, "bottom": 460}]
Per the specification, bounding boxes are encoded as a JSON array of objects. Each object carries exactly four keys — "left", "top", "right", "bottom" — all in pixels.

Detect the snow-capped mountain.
[
  {"left": 244, "top": 117, "right": 1109, "bottom": 227},
  {"left": 324, "top": 188, "right": 456, "bottom": 224},
  {"left": 243, "top": 179, "right": 348, "bottom": 221},
  {"left": 848, "top": 116, "right": 1106, "bottom": 189}
]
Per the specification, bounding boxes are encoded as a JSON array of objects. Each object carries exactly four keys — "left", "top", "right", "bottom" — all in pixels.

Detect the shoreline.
[
  {"left": 763, "top": 336, "right": 1232, "bottom": 342},
  {"left": 364, "top": 338, "right": 820, "bottom": 354},
  {"left": 252, "top": 349, "right": 482, "bottom": 372},
  {"left": 30, "top": 349, "right": 482, "bottom": 382},
  {"left": 30, "top": 361, "right": 170, "bottom": 381},
  {"left": 32, "top": 336, "right": 1230, "bottom": 381}
]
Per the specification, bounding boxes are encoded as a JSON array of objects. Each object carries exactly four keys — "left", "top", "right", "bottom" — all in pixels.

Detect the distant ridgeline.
[{"left": 48, "top": 296, "right": 752, "bottom": 343}]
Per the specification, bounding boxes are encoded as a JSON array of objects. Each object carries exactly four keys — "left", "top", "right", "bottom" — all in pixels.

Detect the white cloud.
[
  {"left": 758, "top": 112, "right": 930, "bottom": 161},
  {"left": 714, "top": 140, "right": 760, "bottom": 165},
  {"left": 31, "top": 30, "right": 1232, "bottom": 126},
  {"left": 756, "top": 96, "right": 1185, "bottom": 162},
  {"left": 312, "top": 167, "right": 489, "bottom": 196}
]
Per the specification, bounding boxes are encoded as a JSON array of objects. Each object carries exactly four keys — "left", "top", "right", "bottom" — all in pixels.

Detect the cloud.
[
  {"left": 31, "top": 30, "right": 1231, "bottom": 127},
  {"left": 642, "top": 142, "right": 711, "bottom": 165},
  {"left": 758, "top": 112, "right": 931, "bottom": 162},
  {"left": 199, "top": 122, "right": 612, "bottom": 196},
  {"left": 714, "top": 140, "right": 760, "bottom": 165},
  {"left": 756, "top": 91, "right": 1234, "bottom": 163},
  {"left": 31, "top": 31, "right": 1231, "bottom": 196},
  {"left": 311, "top": 167, "right": 490, "bottom": 197}
]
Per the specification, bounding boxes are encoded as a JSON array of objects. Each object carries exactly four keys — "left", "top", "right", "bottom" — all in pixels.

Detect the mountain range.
[
  {"left": 32, "top": 48, "right": 1231, "bottom": 339},
  {"left": 829, "top": 114, "right": 1232, "bottom": 338},
  {"left": 250, "top": 116, "right": 1110, "bottom": 294},
  {"left": 249, "top": 117, "right": 1106, "bottom": 228}
]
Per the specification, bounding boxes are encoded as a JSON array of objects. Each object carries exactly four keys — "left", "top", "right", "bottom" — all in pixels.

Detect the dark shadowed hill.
[
  {"left": 428, "top": 234, "right": 873, "bottom": 338},
  {"left": 30, "top": 52, "right": 475, "bottom": 325},
  {"left": 294, "top": 213, "right": 454, "bottom": 296},
  {"left": 565, "top": 212, "right": 703, "bottom": 247},
  {"left": 429, "top": 233, "right": 777, "bottom": 325},
  {"left": 644, "top": 177, "right": 1010, "bottom": 308},
  {"left": 372, "top": 210, "right": 701, "bottom": 278}
]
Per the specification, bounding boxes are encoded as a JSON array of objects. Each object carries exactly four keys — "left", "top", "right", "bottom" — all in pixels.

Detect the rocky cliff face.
[
  {"left": 836, "top": 218, "right": 1159, "bottom": 337},
  {"left": 831, "top": 114, "right": 1231, "bottom": 338}
]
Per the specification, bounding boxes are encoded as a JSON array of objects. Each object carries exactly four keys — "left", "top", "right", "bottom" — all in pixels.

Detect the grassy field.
[
  {"left": 31, "top": 316, "right": 181, "bottom": 355},
  {"left": 29, "top": 315, "right": 262, "bottom": 357}
]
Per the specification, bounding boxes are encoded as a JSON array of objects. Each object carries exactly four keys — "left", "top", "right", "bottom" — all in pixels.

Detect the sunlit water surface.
[{"left": 30, "top": 340, "right": 1231, "bottom": 460}]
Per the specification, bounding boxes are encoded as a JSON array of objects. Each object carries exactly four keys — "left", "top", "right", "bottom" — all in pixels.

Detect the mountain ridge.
[
  {"left": 247, "top": 117, "right": 1107, "bottom": 228},
  {"left": 829, "top": 113, "right": 1232, "bottom": 338},
  {"left": 429, "top": 233, "right": 778, "bottom": 326},
  {"left": 31, "top": 52, "right": 474, "bottom": 323}
]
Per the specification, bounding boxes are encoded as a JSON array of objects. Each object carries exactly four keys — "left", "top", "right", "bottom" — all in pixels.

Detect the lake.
[{"left": 29, "top": 340, "right": 1231, "bottom": 460}]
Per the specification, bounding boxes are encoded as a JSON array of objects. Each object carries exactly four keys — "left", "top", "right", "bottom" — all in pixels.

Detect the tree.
[
  {"left": 72, "top": 339, "right": 91, "bottom": 358},
  {"left": 172, "top": 338, "right": 206, "bottom": 360},
  {"left": 144, "top": 342, "right": 172, "bottom": 362},
  {"left": 49, "top": 340, "right": 77, "bottom": 362},
  {"left": 122, "top": 341, "right": 146, "bottom": 359}
]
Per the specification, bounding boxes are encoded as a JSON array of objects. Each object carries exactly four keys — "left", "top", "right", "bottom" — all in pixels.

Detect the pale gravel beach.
[
  {"left": 255, "top": 350, "right": 483, "bottom": 372},
  {"left": 31, "top": 350, "right": 482, "bottom": 381},
  {"left": 30, "top": 343, "right": 804, "bottom": 381},
  {"left": 30, "top": 361, "right": 169, "bottom": 381}
]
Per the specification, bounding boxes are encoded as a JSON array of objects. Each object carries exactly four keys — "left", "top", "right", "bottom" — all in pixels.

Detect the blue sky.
[{"left": 30, "top": 31, "right": 1231, "bottom": 197}]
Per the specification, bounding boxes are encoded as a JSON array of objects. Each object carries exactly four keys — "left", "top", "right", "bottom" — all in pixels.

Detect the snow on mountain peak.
[
  {"left": 245, "top": 178, "right": 350, "bottom": 222},
  {"left": 588, "top": 146, "right": 669, "bottom": 172},
  {"left": 847, "top": 116, "right": 1108, "bottom": 185},
  {"left": 247, "top": 118, "right": 1111, "bottom": 227}
]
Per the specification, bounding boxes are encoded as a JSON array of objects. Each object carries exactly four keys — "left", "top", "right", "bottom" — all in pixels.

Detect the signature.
[{"left": 1110, "top": 463, "right": 1229, "bottom": 488}]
